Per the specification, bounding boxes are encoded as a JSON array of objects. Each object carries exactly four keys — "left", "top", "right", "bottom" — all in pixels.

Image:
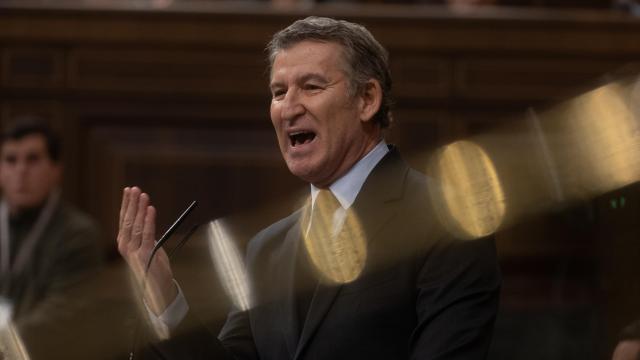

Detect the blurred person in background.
[
  {"left": 612, "top": 320, "right": 640, "bottom": 360},
  {"left": 0, "top": 116, "right": 103, "bottom": 357},
  {"left": 614, "top": 0, "right": 640, "bottom": 15}
]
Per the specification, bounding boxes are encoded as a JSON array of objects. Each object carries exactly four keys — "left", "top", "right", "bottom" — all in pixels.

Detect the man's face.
[
  {"left": 270, "top": 40, "right": 377, "bottom": 187},
  {"left": 0, "top": 134, "right": 60, "bottom": 213}
]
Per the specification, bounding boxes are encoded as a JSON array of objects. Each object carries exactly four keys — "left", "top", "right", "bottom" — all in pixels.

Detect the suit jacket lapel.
[
  {"left": 351, "top": 147, "right": 408, "bottom": 247},
  {"left": 293, "top": 147, "right": 409, "bottom": 359},
  {"left": 277, "top": 218, "right": 304, "bottom": 358},
  {"left": 294, "top": 280, "right": 341, "bottom": 359}
]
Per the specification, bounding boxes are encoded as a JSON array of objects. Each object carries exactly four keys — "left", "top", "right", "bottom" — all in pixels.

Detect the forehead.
[
  {"left": 270, "top": 40, "right": 347, "bottom": 82},
  {"left": 1, "top": 134, "right": 48, "bottom": 156}
]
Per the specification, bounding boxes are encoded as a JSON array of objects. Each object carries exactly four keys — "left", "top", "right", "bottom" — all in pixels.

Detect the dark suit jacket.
[
  {"left": 0, "top": 202, "right": 103, "bottom": 360},
  {"left": 155, "top": 147, "right": 501, "bottom": 360}
]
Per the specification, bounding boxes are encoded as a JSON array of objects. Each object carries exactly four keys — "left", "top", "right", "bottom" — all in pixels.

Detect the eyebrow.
[
  {"left": 299, "top": 73, "right": 329, "bottom": 84},
  {"left": 269, "top": 72, "right": 330, "bottom": 91}
]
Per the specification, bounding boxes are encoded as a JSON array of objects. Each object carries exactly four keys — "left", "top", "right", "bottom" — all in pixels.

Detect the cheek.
[
  {"left": 0, "top": 168, "right": 16, "bottom": 184},
  {"left": 30, "top": 177, "right": 54, "bottom": 198},
  {"left": 270, "top": 110, "right": 283, "bottom": 137},
  {"left": 325, "top": 111, "right": 353, "bottom": 141},
  {"left": 270, "top": 103, "right": 280, "bottom": 126},
  {"left": 35, "top": 168, "right": 51, "bottom": 181},
  {"left": 33, "top": 165, "right": 58, "bottom": 185}
]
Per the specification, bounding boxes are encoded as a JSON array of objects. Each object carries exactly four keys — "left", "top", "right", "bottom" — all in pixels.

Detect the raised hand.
[{"left": 117, "top": 187, "right": 178, "bottom": 315}]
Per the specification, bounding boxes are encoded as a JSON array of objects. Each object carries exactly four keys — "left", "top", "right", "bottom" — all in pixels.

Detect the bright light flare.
[
  {"left": 0, "top": 299, "right": 30, "bottom": 360},
  {"left": 207, "top": 220, "right": 252, "bottom": 311}
]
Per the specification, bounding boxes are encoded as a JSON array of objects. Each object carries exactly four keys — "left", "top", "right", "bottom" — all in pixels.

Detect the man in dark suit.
[
  {"left": 117, "top": 16, "right": 500, "bottom": 359},
  {"left": 0, "top": 117, "right": 103, "bottom": 359}
]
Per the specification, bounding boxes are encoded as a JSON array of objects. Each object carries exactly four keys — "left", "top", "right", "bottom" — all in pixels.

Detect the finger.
[
  {"left": 119, "top": 187, "right": 130, "bottom": 229},
  {"left": 120, "top": 187, "right": 141, "bottom": 247},
  {"left": 131, "top": 192, "right": 149, "bottom": 249},
  {"left": 141, "top": 205, "right": 157, "bottom": 254}
]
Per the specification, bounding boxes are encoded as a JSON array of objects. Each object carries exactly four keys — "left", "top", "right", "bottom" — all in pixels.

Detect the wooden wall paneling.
[
  {"left": 81, "top": 119, "right": 123, "bottom": 256},
  {"left": 391, "top": 54, "right": 452, "bottom": 99},
  {"left": 0, "top": 4, "right": 638, "bottom": 55},
  {"left": 68, "top": 99, "right": 272, "bottom": 128},
  {"left": 1, "top": 47, "right": 65, "bottom": 89},
  {"left": 0, "top": 48, "right": 4, "bottom": 88},
  {"left": 55, "top": 112, "right": 84, "bottom": 207},
  {"left": 454, "top": 57, "right": 628, "bottom": 101},
  {"left": 387, "top": 108, "right": 453, "bottom": 157},
  {"left": 373, "top": 14, "right": 640, "bottom": 55},
  {"left": 0, "top": 7, "right": 286, "bottom": 49},
  {"left": 67, "top": 48, "right": 269, "bottom": 97},
  {"left": 0, "top": 99, "right": 63, "bottom": 120}
]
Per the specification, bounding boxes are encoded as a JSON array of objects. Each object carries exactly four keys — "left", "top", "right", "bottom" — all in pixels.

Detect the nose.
[
  {"left": 279, "top": 88, "right": 305, "bottom": 122},
  {"left": 15, "top": 160, "right": 29, "bottom": 178}
]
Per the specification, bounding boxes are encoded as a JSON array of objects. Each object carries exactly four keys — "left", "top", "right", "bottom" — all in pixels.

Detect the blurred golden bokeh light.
[
  {"left": 303, "top": 208, "right": 367, "bottom": 285},
  {"left": 428, "top": 140, "right": 506, "bottom": 240},
  {"left": 550, "top": 82, "right": 640, "bottom": 196}
]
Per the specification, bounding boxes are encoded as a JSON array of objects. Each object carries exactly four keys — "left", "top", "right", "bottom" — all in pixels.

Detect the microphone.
[{"left": 144, "top": 200, "right": 198, "bottom": 274}]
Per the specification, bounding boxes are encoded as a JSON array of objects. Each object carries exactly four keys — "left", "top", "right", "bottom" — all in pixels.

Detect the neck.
[
  {"left": 8, "top": 204, "right": 42, "bottom": 218},
  {"left": 313, "top": 132, "right": 382, "bottom": 189},
  {"left": 4, "top": 196, "right": 52, "bottom": 218}
]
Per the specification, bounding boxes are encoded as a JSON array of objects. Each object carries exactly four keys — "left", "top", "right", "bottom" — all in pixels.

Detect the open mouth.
[{"left": 289, "top": 131, "right": 316, "bottom": 147}]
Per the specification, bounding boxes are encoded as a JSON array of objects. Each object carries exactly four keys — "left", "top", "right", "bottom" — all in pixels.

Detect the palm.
[{"left": 117, "top": 187, "right": 177, "bottom": 315}]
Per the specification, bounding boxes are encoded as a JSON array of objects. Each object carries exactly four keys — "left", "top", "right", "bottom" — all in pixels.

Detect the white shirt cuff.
[{"left": 145, "top": 280, "right": 189, "bottom": 340}]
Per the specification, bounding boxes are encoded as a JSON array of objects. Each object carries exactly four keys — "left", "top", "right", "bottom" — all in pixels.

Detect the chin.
[
  {"left": 15, "top": 200, "right": 38, "bottom": 209},
  {"left": 284, "top": 154, "right": 330, "bottom": 185},
  {"left": 287, "top": 163, "right": 319, "bottom": 184},
  {"left": 11, "top": 195, "right": 44, "bottom": 209},
  {"left": 288, "top": 167, "right": 314, "bottom": 183}
]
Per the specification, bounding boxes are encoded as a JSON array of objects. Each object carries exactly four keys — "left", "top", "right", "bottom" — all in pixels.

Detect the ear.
[{"left": 358, "top": 79, "right": 383, "bottom": 124}]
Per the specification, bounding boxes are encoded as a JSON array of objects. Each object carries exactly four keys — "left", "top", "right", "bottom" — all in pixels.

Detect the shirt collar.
[{"left": 311, "top": 140, "right": 389, "bottom": 209}]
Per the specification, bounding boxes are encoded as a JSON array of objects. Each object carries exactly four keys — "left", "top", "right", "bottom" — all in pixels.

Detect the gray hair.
[{"left": 267, "top": 16, "right": 393, "bottom": 128}]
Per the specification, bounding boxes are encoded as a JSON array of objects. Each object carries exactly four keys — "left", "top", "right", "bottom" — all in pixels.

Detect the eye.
[
  {"left": 303, "top": 83, "right": 323, "bottom": 92},
  {"left": 271, "top": 88, "right": 286, "bottom": 100},
  {"left": 2, "top": 155, "right": 16, "bottom": 165}
]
